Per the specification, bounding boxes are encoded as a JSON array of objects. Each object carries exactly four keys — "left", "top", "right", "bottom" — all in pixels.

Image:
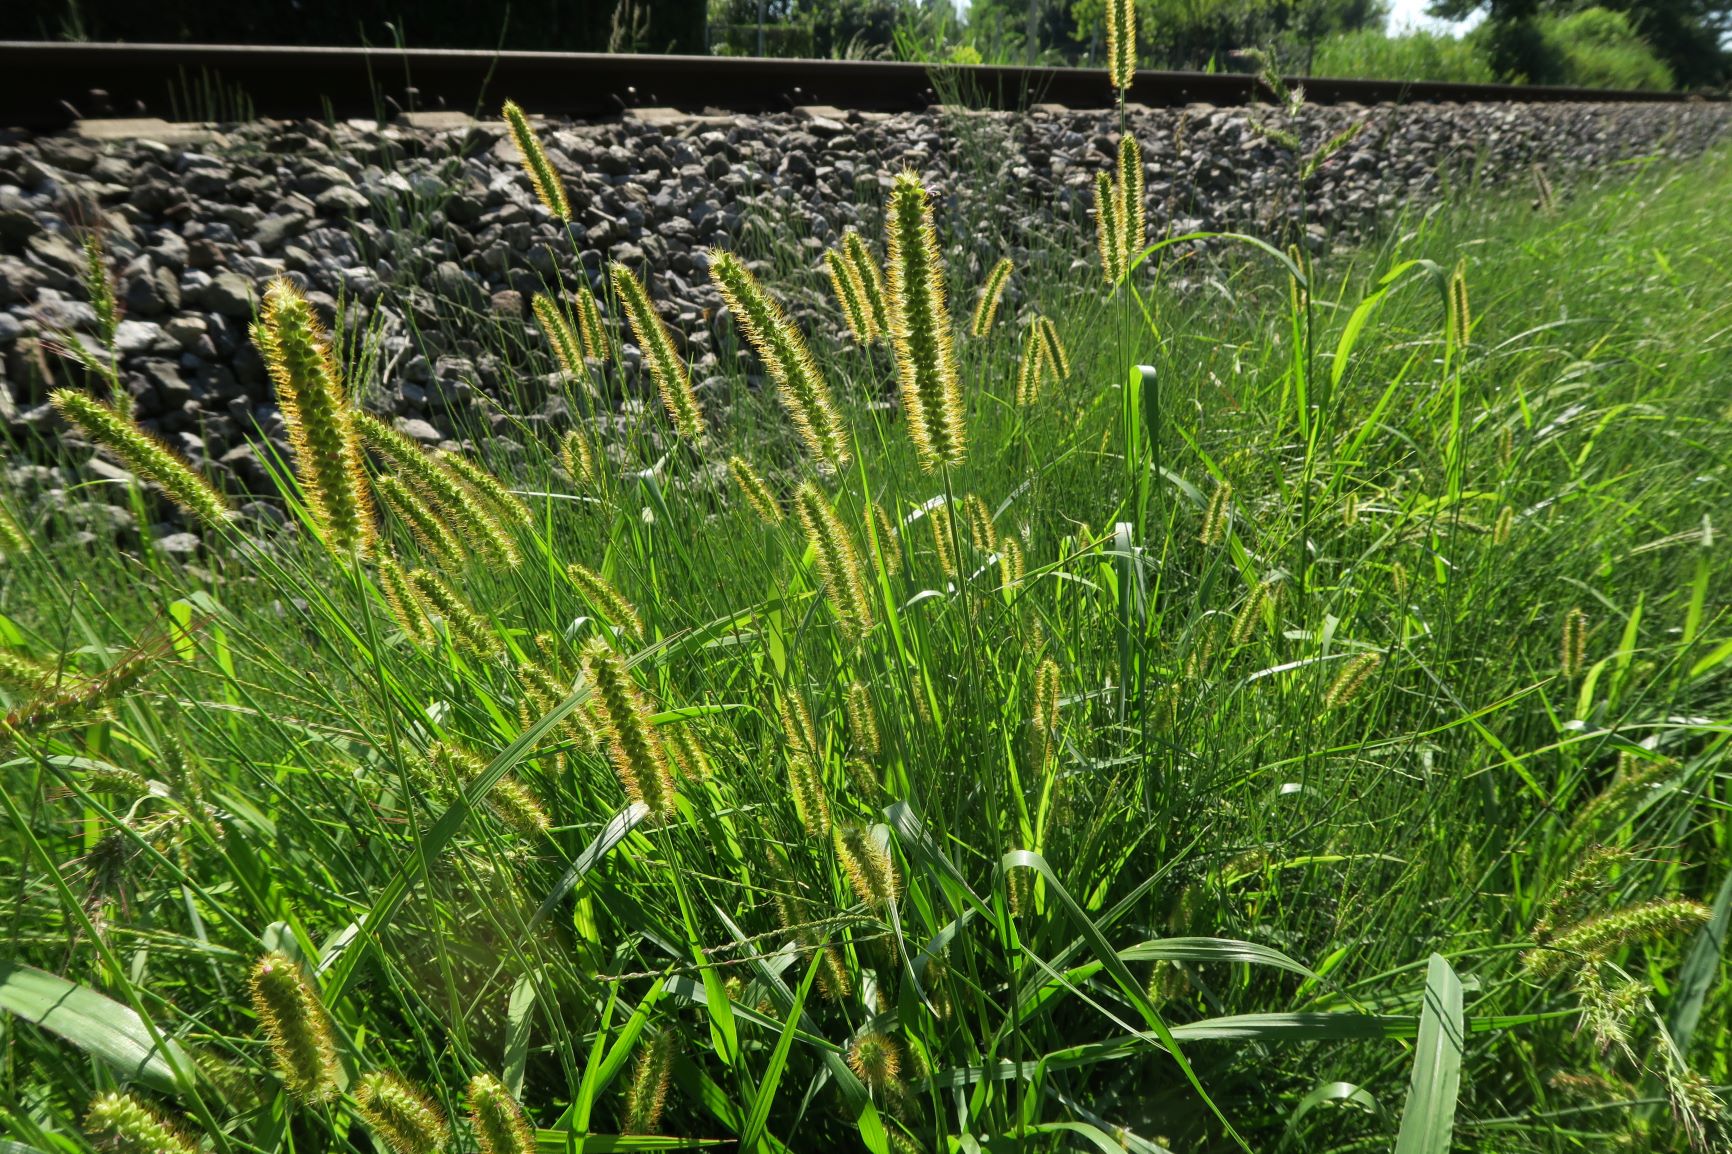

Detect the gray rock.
[
  {"left": 152, "top": 531, "right": 202, "bottom": 558},
  {"left": 114, "top": 320, "right": 166, "bottom": 354},
  {"left": 395, "top": 417, "right": 443, "bottom": 444},
  {"left": 203, "top": 272, "right": 255, "bottom": 318},
  {"left": 164, "top": 314, "right": 208, "bottom": 350}
]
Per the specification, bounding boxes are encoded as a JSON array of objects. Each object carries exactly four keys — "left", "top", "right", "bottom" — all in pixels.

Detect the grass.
[{"left": 2, "top": 91, "right": 1731, "bottom": 1154}]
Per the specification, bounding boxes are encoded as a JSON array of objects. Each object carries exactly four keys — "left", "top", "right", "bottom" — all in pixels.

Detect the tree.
[{"left": 1430, "top": 0, "right": 1730, "bottom": 84}]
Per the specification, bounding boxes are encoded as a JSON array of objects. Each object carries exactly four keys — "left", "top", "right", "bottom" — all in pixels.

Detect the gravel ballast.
[{"left": 0, "top": 99, "right": 1727, "bottom": 544}]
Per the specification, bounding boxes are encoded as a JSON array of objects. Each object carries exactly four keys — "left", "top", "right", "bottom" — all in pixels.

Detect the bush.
[
  {"left": 1538, "top": 7, "right": 1675, "bottom": 89},
  {"left": 1311, "top": 27, "right": 1496, "bottom": 83}
]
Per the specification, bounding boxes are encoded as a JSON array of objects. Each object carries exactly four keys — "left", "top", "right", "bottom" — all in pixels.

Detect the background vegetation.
[{"left": 4, "top": 0, "right": 1726, "bottom": 88}]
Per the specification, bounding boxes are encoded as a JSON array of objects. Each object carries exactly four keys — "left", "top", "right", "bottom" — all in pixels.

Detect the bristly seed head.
[
  {"left": 407, "top": 567, "right": 502, "bottom": 658},
  {"left": 623, "top": 1029, "right": 677, "bottom": 1135},
  {"left": 467, "top": 1073, "right": 536, "bottom": 1154},
  {"left": 787, "top": 752, "right": 831, "bottom": 838},
  {"left": 354, "top": 1071, "right": 450, "bottom": 1154},
  {"left": 708, "top": 248, "right": 850, "bottom": 472},
  {"left": 1016, "top": 322, "right": 1046, "bottom": 407},
  {"left": 251, "top": 277, "right": 374, "bottom": 558},
  {"left": 1200, "top": 480, "right": 1232, "bottom": 547},
  {"left": 1105, "top": 0, "right": 1138, "bottom": 91},
  {"left": 354, "top": 412, "right": 520, "bottom": 567},
  {"left": 793, "top": 481, "right": 874, "bottom": 642},
  {"left": 1560, "top": 607, "right": 1589, "bottom": 678},
  {"left": 1036, "top": 317, "right": 1071, "bottom": 381},
  {"left": 845, "top": 680, "right": 881, "bottom": 757},
  {"left": 970, "top": 257, "right": 1014, "bottom": 337},
  {"left": 248, "top": 951, "right": 340, "bottom": 1104},
  {"left": 842, "top": 229, "right": 891, "bottom": 338},
  {"left": 826, "top": 247, "right": 876, "bottom": 343},
  {"left": 533, "top": 293, "right": 592, "bottom": 388},
  {"left": 561, "top": 428, "right": 599, "bottom": 488},
  {"left": 834, "top": 823, "right": 898, "bottom": 906},
  {"left": 51, "top": 390, "right": 230, "bottom": 528},
  {"left": 1094, "top": 172, "right": 1124, "bottom": 286},
  {"left": 846, "top": 1031, "right": 903, "bottom": 1097},
  {"left": 1117, "top": 133, "right": 1146, "bottom": 266},
  {"left": 581, "top": 638, "right": 677, "bottom": 821},
  {"left": 566, "top": 562, "right": 644, "bottom": 641},
  {"left": 1324, "top": 651, "right": 1383, "bottom": 711},
  {"left": 85, "top": 1091, "right": 197, "bottom": 1154},
  {"left": 727, "top": 455, "right": 783, "bottom": 524},
  {"left": 884, "top": 172, "right": 965, "bottom": 472},
  {"left": 609, "top": 263, "right": 704, "bottom": 443},
  {"left": 870, "top": 501, "right": 902, "bottom": 575},
  {"left": 501, "top": 101, "right": 570, "bottom": 220}
]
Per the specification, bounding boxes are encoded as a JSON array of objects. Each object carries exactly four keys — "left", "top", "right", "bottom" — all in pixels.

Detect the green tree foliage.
[{"left": 1429, "top": 0, "right": 1728, "bottom": 84}]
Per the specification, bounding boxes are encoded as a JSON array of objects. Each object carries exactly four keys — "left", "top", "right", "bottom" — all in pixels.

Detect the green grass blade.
[
  {"left": 0, "top": 961, "right": 194, "bottom": 1094},
  {"left": 1666, "top": 865, "right": 1732, "bottom": 1058},
  {"left": 1393, "top": 953, "right": 1465, "bottom": 1154}
]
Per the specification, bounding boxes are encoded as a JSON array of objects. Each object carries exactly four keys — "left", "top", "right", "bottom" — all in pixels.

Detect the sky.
[{"left": 1384, "top": 0, "right": 1486, "bottom": 34}]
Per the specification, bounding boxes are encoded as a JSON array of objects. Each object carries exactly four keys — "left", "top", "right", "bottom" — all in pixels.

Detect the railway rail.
[{"left": 0, "top": 41, "right": 1710, "bottom": 132}]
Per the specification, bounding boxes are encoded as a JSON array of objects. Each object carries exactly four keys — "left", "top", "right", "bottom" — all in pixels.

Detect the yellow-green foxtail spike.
[
  {"left": 609, "top": 263, "right": 704, "bottom": 442},
  {"left": 970, "top": 257, "right": 1013, "bottom": 337},
  {"left": 51, "top": 390, "right": 229, "bottom": 528},
  {"left": 251, "top": 277, "right": 374, "bottom": 557},
  {"left": 709, "top": 249, "right": 850, "bottom": 471},
  {"left": 884, "top": 172, "right": 965, "bottom": 472},
  {"left": 501, "top": 100, "right": 570, "bottom": 220}
]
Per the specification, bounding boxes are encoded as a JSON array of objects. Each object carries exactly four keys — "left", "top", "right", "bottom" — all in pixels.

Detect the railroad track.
[{"left": 0, "top": 41, "right": 1706, "bottom": 132}]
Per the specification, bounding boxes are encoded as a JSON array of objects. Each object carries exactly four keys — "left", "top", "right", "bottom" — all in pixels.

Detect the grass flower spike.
[
  {"left": 1118, "top": 132, "right": 1146, "bottom": 265},
  {"left": 534, "top": 292, "right": 589, "bottom": 382},
  {"left": 610, "top": 263, "right": 704, "bottom": 442},
  {"left": 355, "top": 412, "right": 520, "bottom": 566},
  {"left": 440, "top": 450, "right": 533, "bottom": 528},
  {"left": 847, "top": 1031, "right": 903, "bottom": 1097},
  {"left": 623, "top": 1029, "right": 677, "bottom": 1135},
  {"left": 885, "top": 173, "right": 965, "bottom": 470},
  {"left": 248, "top": 951, "right": 339, "bottom": 1103},
  {"left": 727, "top": 455, "right": 783, "bottom": 524},
  {"left": 834, "top": 824, "right": 898, "bottom": 906},
  {"left": 845, "top": 680, "right": 881, "bottom": 757},
  {"left": 842, "top": 229, "right": 891, "bottom": 336},
  {"left": 1105, "top": 0, "right": 1137, "bottom": 92},
  {"left": 582, "top": 638, "right": 677, "bottom": 820},
  {"left": 971, "top": 257, "right": 1013, "bottom": 336},
  {"left": 375, "top": 473, "right": 466, "bottom": 570},
  {"left": 870, "top": 501, "right": 902, "bottom": 575},
  {"left": 826, "top": 248, "right": 875, "bottom": 342},
  {"left": 85, "top": 1092, "right": 196, "bottom": 1154},
  {"left": 709, "top": 249, "right": 851, "bottom": 471},
  {"left": 355, "top": 1072, "right": 450, "bottom": 1154},
  {"left": 1200, "top": 481, "right": 1232, "bottom": 547},
  {"left": 1324, "top": 651, "right": 1382, "bottom": 710},
  {"left": 1094, "top": 172, "right": 1123, "bottom": 285},
  {"left": 467, "top": 1074, "right": 536, "bottom": 1154},
  {"left": 501, "top": 100, "right": 570, "bottom": 220},
  {"left": 574, "top": 280, "right": 610, "bottom": 360},
  {"left": 252, "top": 278, "right": 373, "bottom": 557},
  {"left": 787, "top": 753, "right": 831, "bottom": 838},
  {"left": 408, "top": 568, "right": 502, "bottom": 658},
  {"left": 51, "top": 390, "right": 229, "bottom": 528},
  {"left": 1036, "top": 317, "right": 1071, "bottom": 380},
  {"left": 1561, "top": 607, "right": 1589, "bottom": 677},
  {"left": 566, "top": 561, "right": 644, "bottom": 640},
  {"left": 561, "top": 428, "right": 598, "bottom": 487},
  {"left": 1016, "top": 323, "right": 1046, "bottom": 407},
  {"left": 794, "top": 482, "right": 874, "bottom": 641}
]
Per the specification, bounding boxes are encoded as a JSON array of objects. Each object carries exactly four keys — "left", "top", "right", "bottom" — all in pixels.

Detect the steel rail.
[{"left": 0, "top": 41, "right": 1707, "bottom": 131}]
